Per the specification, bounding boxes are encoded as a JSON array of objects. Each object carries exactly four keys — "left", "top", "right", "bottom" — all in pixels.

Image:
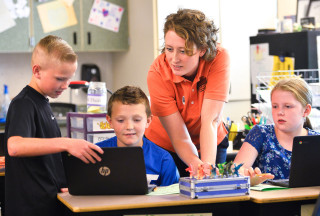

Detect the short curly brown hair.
[{"left": 161, "top": 9, "right": 219, "bottom": 61}]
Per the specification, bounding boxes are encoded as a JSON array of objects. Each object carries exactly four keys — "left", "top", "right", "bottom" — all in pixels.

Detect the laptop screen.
[{"left": 289, "top": 135, "right": 320, "bottom": 188}]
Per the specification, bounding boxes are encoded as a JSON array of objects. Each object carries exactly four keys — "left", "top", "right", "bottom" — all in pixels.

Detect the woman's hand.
[{"left": 244, "top": 167, "right": 274, "bottom": 186}]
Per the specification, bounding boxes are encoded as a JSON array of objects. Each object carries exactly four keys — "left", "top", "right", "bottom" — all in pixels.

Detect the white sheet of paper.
[{"left": 0, "top": 0, "right": 16, "bottom": 33}]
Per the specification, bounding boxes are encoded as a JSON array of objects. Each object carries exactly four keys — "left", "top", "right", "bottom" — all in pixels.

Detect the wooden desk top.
[
  {"left": 57, "top": 192, "right": 250, "bottom": 213},
  {"left": 0, "top": 172, "right": 4, "bottom": 177},
  {"left": 250, "top": 186, "right": 320, "bottom": 203}
]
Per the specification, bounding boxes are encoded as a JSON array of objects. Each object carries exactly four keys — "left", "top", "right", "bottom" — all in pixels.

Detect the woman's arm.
[
  {"left": 159, "top": 112, "right": 202, "bottom": 168},
  {"left": 200, "top": 98, "right": 225, "bottom": 165}
]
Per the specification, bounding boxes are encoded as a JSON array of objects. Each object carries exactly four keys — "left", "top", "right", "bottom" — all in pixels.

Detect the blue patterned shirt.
[{"left": 244, "top": 124, "right": 319, "bottom": 179}]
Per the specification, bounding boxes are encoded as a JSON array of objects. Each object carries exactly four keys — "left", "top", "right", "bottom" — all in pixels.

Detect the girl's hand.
[
  {"left": 244, "top": 167, "right": 274, "bottom": 186},
  {"left": 60, "top": 188, "right": 69, "bottom": 193}
]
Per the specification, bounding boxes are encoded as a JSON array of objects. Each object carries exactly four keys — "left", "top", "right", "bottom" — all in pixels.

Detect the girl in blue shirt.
[{"left": 234, "top": 77, "right": 319, "bottom": 185}]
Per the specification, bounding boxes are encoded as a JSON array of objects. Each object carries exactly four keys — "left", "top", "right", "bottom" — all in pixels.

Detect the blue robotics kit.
[{"left": 179, "top": 162, "right": 250, "bottom": 199}]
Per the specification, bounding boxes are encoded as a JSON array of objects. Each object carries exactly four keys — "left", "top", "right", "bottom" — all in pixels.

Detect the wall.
[
  {"left": 278, "top": 0, "right": 297, "bottom": 20},
  {"left": 0, "top": 52, "right": 113, "bottom": 106},
  {"left": 112, "top": 0, "right": 155, "bottom": 95}
]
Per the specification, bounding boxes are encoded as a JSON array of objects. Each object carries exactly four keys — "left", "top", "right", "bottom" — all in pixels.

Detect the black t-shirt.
[{"left": 4, "top": 86, "right": 67, "bottom": 216}]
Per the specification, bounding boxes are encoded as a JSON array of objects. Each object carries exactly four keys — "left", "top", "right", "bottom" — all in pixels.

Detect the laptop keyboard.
[{"left": 268, "top": 179, "right": 289, "bottom": 187}]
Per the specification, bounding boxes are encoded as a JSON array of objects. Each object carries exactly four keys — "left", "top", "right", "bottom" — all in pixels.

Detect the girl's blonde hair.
[{"left": 271, "top": 77, "right": 313, "bottom": 129}]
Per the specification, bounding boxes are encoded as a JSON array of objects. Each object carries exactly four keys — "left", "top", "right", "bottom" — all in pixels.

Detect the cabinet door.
[
  {"left": 81, "top": 0, "right": 128, "bottom": 51},
  {"left": 32, "top": 0, "right": 82, "bottom": 51},
  {"left": 0, "top": 1, "right": 31, "bottom": 52}
]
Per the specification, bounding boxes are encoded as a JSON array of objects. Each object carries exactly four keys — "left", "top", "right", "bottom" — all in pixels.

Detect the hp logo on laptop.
[{"left": 99, "top": 166, "right": 111, "bottom": 176}]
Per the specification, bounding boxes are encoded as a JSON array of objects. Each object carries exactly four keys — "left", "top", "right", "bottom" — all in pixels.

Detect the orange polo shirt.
[{"left": 145, "top": 45, "right": 230, "bottom": 153}]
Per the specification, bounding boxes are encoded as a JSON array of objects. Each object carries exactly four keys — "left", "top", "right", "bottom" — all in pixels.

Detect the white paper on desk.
[
  {"left": 147, "top": 183, "right": 180, "bottom": 196},
  {"left": 0, "top": 0, "right": 16, "bottom": 33},
  {"left": 88, "top": 0, "right": 124, "bottom": 33}
]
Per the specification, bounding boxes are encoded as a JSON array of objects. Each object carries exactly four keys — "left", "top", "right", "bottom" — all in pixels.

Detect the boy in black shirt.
[{"left": 4, "top": 35, "right": 103, "bottom": 216}]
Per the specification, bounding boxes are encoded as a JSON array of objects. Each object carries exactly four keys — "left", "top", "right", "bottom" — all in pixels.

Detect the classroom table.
[
  {"left": 242, "top": 186, "right": 320, "bottom": 216},
  {"left": 58, "top": 186, "right": 320, "bottom": 216},
  {"left": 58, "top": 192, "right": 250, "bottom": 216}
]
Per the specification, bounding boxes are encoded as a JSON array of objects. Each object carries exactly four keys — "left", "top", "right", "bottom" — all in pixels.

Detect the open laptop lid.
[
  {"left": 289, "top": 135, "right": 320, "bottom": 188},
  {"left": 62, "top": 147, "right": 149, "bottom": 195}
]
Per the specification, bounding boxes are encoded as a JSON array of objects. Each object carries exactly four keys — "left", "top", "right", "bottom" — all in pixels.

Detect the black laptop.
[
  {"left": 269, "top": 135, "right": 320, "bottom": 188},
  {"left": 62, "top": 147, "right": 150, "bottom": 195}
]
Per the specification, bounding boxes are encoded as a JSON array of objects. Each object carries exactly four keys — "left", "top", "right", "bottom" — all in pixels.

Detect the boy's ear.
[
  {"left": 32, "top": 65, "right": 41, "bottom": 78},
  {"left": 145, "top": 115, "right": 153, "bottom": 128},
  {"left": 106, "top": 115, "right": 113, "bottom": 128}
]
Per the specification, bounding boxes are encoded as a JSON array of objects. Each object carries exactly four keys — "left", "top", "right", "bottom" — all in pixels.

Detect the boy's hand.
[{"left": 66, "top": 139, "right": 104, "bottom": 164}]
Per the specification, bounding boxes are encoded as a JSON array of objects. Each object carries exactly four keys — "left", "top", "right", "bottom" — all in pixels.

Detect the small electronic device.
[
  {"left": 269, "top": 135, "right": 320, "bottom": 188},
  {"left": 62, "top": 147, "right": 149, "bottom": 195}
]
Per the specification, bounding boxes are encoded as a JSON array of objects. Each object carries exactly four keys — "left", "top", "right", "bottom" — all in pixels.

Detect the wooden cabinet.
[
  {"left": 32, "top": 0, "right": 82, "bottom": 52},
  {"left": 0, "top": 0, "right": 128, "bottom": 53}
]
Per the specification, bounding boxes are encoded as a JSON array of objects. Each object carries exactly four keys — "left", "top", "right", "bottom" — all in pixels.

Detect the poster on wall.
[
  {"left": 0, "top": 0, "right": 16, "bottom": 33},
  {"left": 88, "top": 0, "right": 124, "bottom": 33},
  {"left": 37, "top": 0, "right": 77, "bottom": 33},
  {"left": 250, "top": 43, "right": 274, "bottom": 94},
  {"left": 1, "top": 0, "right": 31, "bottom": 33}
]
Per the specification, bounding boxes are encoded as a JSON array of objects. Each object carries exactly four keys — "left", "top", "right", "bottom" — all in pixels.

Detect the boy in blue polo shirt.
[{"left": 96, "top": 86, "right": 179, "bottom": 186}]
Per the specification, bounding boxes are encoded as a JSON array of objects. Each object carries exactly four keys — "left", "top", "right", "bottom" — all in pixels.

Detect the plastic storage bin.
[{"left": 67, "top": 112, "right": 115, "bottom": 143}]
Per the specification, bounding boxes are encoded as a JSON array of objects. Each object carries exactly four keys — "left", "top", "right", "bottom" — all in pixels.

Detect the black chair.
[{"left": 50, "top": 103, "right": 77, "bottom": 118}]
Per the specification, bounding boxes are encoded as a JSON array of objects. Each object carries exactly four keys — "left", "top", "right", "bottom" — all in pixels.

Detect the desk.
[
  {"left": 58, "top": 187, "right": 320, "bottom": 216},
  {"left": 58, "top": 192, "right": 249, "bottom": 216},
  {"left": 242, "top": 186, "right": 320, "bottom": 216}
]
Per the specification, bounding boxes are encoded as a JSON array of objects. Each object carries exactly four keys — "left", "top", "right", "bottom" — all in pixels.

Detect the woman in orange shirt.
[{"left": 145, "top": 9, "right": 230, "bottom": 176}]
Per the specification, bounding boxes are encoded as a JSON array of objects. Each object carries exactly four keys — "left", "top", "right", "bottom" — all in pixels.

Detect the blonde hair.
[
  {"left": 31, "top": 35, "right": 77, "bottom": 67},
  {"left": 162, "top": 9, "right": 218, "bottom": 61},
  {"left": 271, "top": 77, "right": 313, "bottom": 129}
]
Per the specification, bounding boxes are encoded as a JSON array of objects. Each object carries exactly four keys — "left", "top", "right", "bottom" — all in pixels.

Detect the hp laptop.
[
  {"left": 62, "top": 147, "right": 150, "bottom": 195},
  {"left": 269, "top": 135, "right": 320, "bottom": 188}
]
